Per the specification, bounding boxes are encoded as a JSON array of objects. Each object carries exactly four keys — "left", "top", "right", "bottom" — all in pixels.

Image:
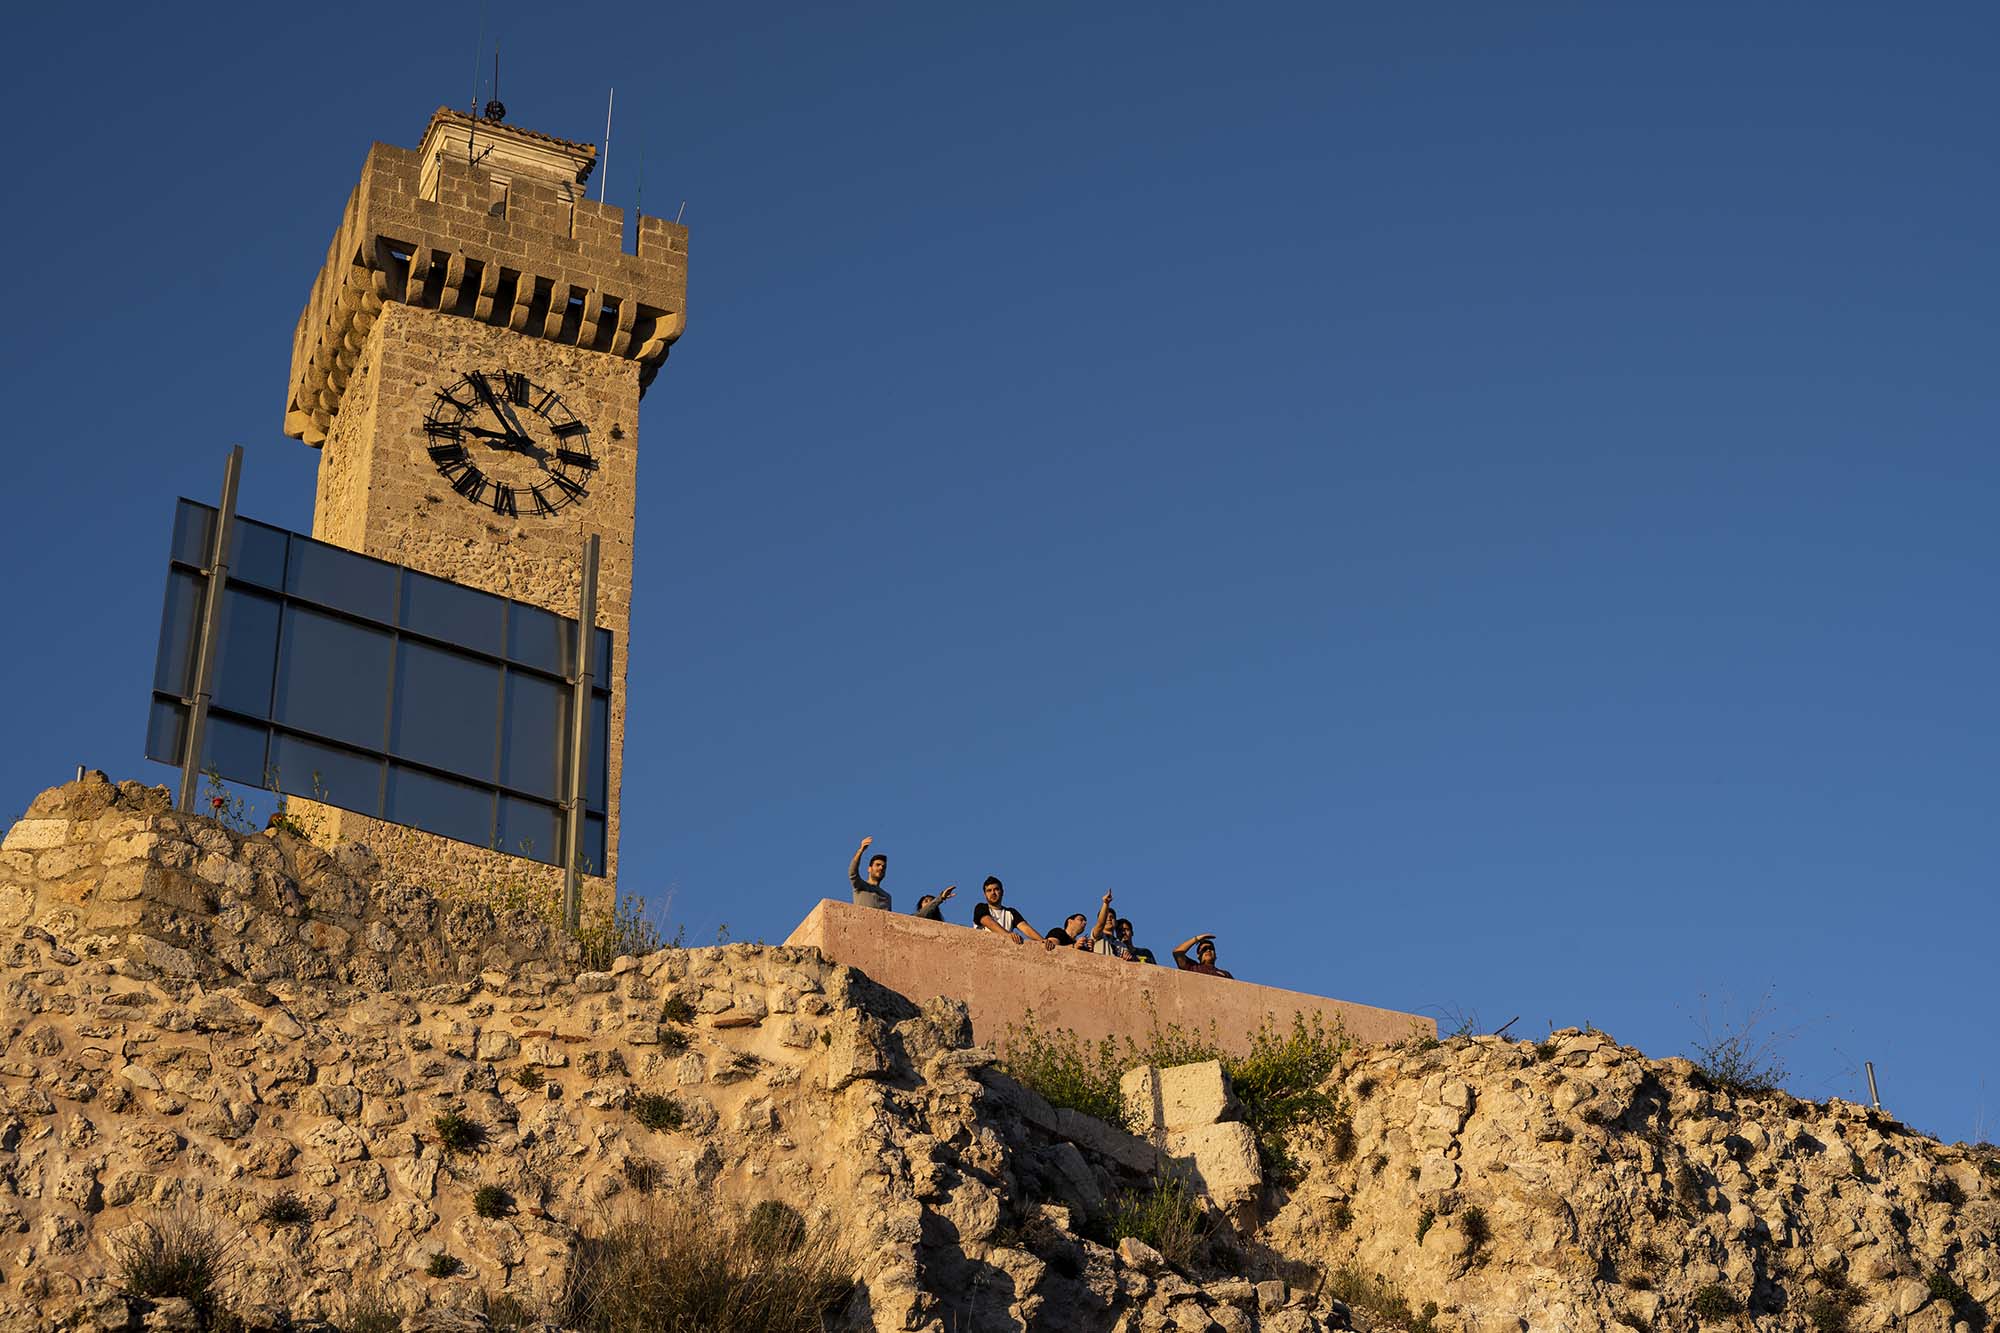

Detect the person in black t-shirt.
[
  {"left": 1042, "top": 912, "right": 1094, "bottom": 952},
  {"left": 970, "top": 877, "right": 1042, "bottom": 944}
]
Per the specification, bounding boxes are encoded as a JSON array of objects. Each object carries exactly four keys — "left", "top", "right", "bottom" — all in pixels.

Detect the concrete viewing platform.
[{"left": 785, "top": 899, "right": 1433, "bottom": 1053}]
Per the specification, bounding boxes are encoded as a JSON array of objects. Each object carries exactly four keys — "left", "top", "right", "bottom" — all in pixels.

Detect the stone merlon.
[{"left": 284, "top": 108, "right": 688, "bottom": 445}]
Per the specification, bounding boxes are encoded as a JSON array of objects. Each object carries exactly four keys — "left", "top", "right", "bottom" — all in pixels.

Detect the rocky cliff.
[{"left": 0, "top": 775, "right": 1992, "bottom": 1333}]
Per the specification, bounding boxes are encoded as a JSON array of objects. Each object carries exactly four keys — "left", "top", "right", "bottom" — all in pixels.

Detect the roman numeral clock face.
[{"left": 422, "top": 370, "right": 598, "bottom": 518}]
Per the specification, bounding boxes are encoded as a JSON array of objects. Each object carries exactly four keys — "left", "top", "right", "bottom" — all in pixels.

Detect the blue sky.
[{"left": 1, "top": 4, "right": 1993, "bottom": 1143}]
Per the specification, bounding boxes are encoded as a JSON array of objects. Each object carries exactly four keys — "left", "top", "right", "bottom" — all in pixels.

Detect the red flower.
[{"left": 210, "top": 796, "right": 225, "bottom": 811}]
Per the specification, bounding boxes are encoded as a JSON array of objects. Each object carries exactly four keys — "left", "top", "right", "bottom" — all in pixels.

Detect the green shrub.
[
  {"left": 743, "top": 1200, "right": 808, "bottom": 1256},
  {"left": 1329, "top": 1201, "right": 1353, "bottom": 1230},
  {"left": 426, "top": 1252, "right": 461, "bottom": 1279},
  {"left": 515, "top": 1067, "right": 546, "bottom": 1092},
  {"left": 561, "top": 1200, "right": 852, "bottom": 1333},
  {"left": 658, "top": 1024, "right": 690, "bottom": 1054},
  {"left": 473, "top": 1186, "right": 512, "bottom": 1219},
  {"left": 1414, "top": 1208, "right": 1435, "bottom": 1244},
  {"left": 433, "top": 1111, "right": 485, "bottom": 1153},
  {"left": 1460, "top": 1204, "right": 1488, "bottom": 1256},
  {"left": 1105, "top": 1176, "right": 1210, "bottom": 1271},
  {"left": 623, "top": 1157, "right": 661, "bottom": 1193},
  {"left": 111, "top": 1208, "right": 240, "bottom": 1325},
  {"left": 1927, "top": 1269, "right": 1968, "bottom": 1304},
  {"left": 998, "top": 1012, "right": 1129, "bottom": 1127},
  {"left": 1691, "top": 1284, "right": 1740, "bottom": 1320},
  {"left": 660, "top": 992, "right": 696, "bottom": 1025},
  {"left": 259, "top": 1192, "right": 311, "bottom": 1227},
  {"left": 477, "top": 1288, "right": 538, "bottom": 1329},
  {"left": 632, "top": 1093, "right": 684, "bottom": 1131},
  {"left": 1324, "top": 1264, "right": 1435, "bottom": 1331},
  {"left": 1803, "top": 1282, "right": 1858, "bottom": 1333}
]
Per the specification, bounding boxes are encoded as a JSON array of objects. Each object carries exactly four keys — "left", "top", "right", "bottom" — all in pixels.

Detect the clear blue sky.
[{"left": 2, "top": 4, "right": 1993, "bottom": 1144}]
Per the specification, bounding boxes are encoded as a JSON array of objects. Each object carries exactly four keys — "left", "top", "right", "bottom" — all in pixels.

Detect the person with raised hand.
[
  {"left": 1171, "top": 932, "right": 1233, "bottom": 978},
  {"left": 847, "top": 836, "right": 891, "bottom": 911}
]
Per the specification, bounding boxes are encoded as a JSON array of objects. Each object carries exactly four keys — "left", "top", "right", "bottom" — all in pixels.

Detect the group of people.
[{"left": 845, "top": 836, "right": 1233, "bottom": 978}]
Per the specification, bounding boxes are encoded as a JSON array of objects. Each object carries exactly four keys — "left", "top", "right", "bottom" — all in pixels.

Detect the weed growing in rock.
[
  {"left": 426, "top": 1252, "right": 461, "bottom": 1278},
  {"left": 560, "top": 1200, "right": 852, "bottom": 1333},
  {"left": 1927, "top": 1268, "right": 1968, "bottom": 1304},
  {"left": 1415, "top": 1207, "right": 1435, "bottom": 1244},
  {"left": 476, "top": 1288, "right": 538, "bottom": 1329},
  {"left": 1324, "top": 1265, "right": 1435, "bottom": 1332},
  {"left": 1460, "top": 1204, "right": 1488, "bottom": 1257},
  {"left": 1686, "top": 991, "right": 1792, "bottom": 1095},
  {"left": 659, "top": 992, "right": 696, "bottom": 1025},
  {"left": 623, "top": 1157, "right": 661, "bottom": 1193},
  {"left": 1691, "top": 1284, "right": 1740, "bottom": 1319},
  {"left": 658, "top": 1023, "right": 690, "bottom": 1054},
  {"left": 1534, "top": 1038, "right": 1560, "bottom": 1062},
  {"left": 112, "top": 1208, "right": 241, "bottom": 1326},
  {"left": 1106, "top": 1176, "right": 1211, "bottom": 1271},
  {"left": 576, "top": 892, "right": 665, "bottom": 972},
  {"left": 514, "top": 1066, "right": 545, "bottom": 1092},
  {"left": 743, "top": 1200, "right": 808, "bottom": 1256},
  {"left": 632, "top": 1093, "right": 684, "bottom": 1131},
  {"left": 342, "top": 1283, "right": 403, "bottom": 1333},
  {"left": 999, "top": 1012, "right": 1128, "bottom": 1127},
  {"left": 473, "top": 1185, "right": 512, "bottom": 1219},
  {"left": 1802, "top": 1278, "right": 1859, "bottom": 1332},
  {"left": 433, "top": 1111, "right": 485, "bottom": 1153},
  {"left": 1329, "top": 1200, "right": 1353, "bottom": 1230},
  {"left": 258, "top": 1192, "right": 311, "bottom": 1227}
]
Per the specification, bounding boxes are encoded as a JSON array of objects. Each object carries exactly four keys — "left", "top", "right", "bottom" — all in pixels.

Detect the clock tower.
[{"left": 282, "top": 108, "right": 687, "bottom": 902}]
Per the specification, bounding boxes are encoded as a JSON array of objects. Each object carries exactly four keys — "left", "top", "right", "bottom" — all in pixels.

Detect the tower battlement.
[{"left": 284, "top": 110, "right": 688, "bottom": 446}]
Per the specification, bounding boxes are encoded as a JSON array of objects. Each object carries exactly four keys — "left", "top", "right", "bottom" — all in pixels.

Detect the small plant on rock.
[
  {"left": 473, "top": 1185, "right": 512, "bottom": 1219},
  {"left": 660, "top": 992, "right": 696, "bottom": 1025},
  {"left": 514, "top": 1066, "right": 545, "bottom": 1092},
  {"left": 1686, "top": 991, "right": 1792, "bottom": 1095},
  {"left": 1691, "top": 1284, "right": 1740, "bottom": 1320},
  {"left": 1927, "top": 1269, "right": 1969, "bottom": 1304},
  {"left": 1803, "top": 1279, "right": 1859, "bottom": 1333},
  {"left": 632, "top": 1093, "right": 684, "bottom": 1131},
  {"left": 426, "top": 1252, "right": 461, "bottom": 1279},
  {"left": 1460, "top": 1204, "right": 1488, "bottom": 1257},
  {"left": 112, "top": 1207, "right": 241, "bottom": 1326},
  {"left": 623, "top": 1157, "right": 661, "bottom": 1193},
  {"left": 259, "top": 1191, "right": 312, "bottom": 1227},
  {"left": 742, "top": 1200, "right": 808, "bottom": 1256},
  {"left": 343, "top": 1283, "right": 403, "bottom": 1333},
  {"left": 658, "top": 1024, "right": 690, "bottom": 1054},
  {"left": 433, "top": 1111, "right": 485, "bottom": 1153},
  {"left": 1414, "top": 1207, "right": 1435, "bottom": 1244},
  {"left": 1105, "top": 1176, "right": 1210, "bottom": 1271}
]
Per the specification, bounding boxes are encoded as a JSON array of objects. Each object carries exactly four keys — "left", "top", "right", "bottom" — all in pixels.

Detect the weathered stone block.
[{"left": 1, "top": 819, "right": 69, "bottom": 852}]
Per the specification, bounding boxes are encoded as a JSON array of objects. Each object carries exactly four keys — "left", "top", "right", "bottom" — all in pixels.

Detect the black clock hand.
[{"left": 467, "top": 374, "right": 527, "bottom": 443}]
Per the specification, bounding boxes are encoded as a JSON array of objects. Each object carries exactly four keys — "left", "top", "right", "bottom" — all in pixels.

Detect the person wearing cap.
[
  {"left": 970, "top": 876, "right": 1042, "bottom": 944},
  {"left": 1171, "top": 932, "right": 1233, "bottom": 978}
]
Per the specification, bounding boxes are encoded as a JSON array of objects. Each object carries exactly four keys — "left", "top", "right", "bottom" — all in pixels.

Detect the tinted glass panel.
[
  {"left": 386, "top": 765, "right": 494, "bottom": 848},
  {"left": 506, "top": 602, "right": 569, "bottom": 674},
  {"left": 582, "top": 813, "right": 607, "bottom": 876},
  {"left": 586, "top": 692, "right": 609, "bottom": 811},
  {"left": 402, "top": 571, "right": 505, "bottom": 656},
  {"left": 286, "top": 538, "right": 398, "bottom": 623},
  {"left": 592, "top": 627, "right": 614, "bottom": 676},
  {"left": 170, "top": 500, "right": 215, "bottom": 567},
  {"left": 145, "top": 698, "right": 188, "bottom": 766},
  {"left": 274, "top": 607, "right": 393, "bottom": 750},
  {"left": 268, "top": 732, "right": 381, "bottom": 813},
  {"left": 212, "top": 588, "right": 282, "bottom": 719},
  {"left": 200, "top": 714, "right": 270, "bottom": 788},
  {"left": 152, "top": 568, "right": 205, "bottom": 696},
  {"left": 499, "top": 670, "right": 566, "bottom": 799},
  {"left": 497, "top": 794, "right": 560, "bottom": 864},
  {"left": 228, "top": 520, "right": 290, "bottom": 591},
  {"left": 391, "top": 641, "right": 501, "bottom": 780}
]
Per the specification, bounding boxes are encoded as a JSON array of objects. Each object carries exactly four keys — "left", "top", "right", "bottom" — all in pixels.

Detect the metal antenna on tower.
[
  {"left": 467, "top": 0, "right": 487, "bottom": 163},
  {"left": 600, "top": 88, "right": 615, "bottom": 203},
  {"left": 486, "top": 46, "right": 506, "bottom": 122}
]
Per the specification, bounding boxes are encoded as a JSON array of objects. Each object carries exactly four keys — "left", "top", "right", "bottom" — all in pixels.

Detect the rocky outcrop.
[
  {"left": 1266, "top": 1030, "right": 1999, "bottom": 1333},
  {"left": 2, "top": 775, "right": 1994, "bottom": 1333}
]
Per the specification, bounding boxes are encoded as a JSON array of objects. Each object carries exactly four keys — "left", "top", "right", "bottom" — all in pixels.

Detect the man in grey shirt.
[{"left": 848, "top": 836, "right": 891, "bottom": 911}]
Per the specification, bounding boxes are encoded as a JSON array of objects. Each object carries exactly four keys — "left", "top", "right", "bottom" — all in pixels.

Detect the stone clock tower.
[{"left": 282, "top": 108, "right": 687, "bottom": 901}]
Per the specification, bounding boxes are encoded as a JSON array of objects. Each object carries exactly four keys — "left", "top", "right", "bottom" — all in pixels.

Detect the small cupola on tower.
[{"left": 416, "top": 107, "right": 597, "bottom": 205}]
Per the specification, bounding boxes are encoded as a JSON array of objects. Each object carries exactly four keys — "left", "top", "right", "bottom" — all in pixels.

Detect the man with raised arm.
[
  {"left": 1171, "top": 932, "right": 1233, "bottom": 978},
  {"left": 847, "top": 836, "right": 891, "bottom": 911},
  {"left": 1091, "top": 890, "right": 1156, "bottom": 963},
  {"left": 970, "top": 876, "right": 1042, "bottom": 944}
]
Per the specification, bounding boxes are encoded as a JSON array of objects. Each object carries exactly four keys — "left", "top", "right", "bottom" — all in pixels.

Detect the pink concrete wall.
[{"left": 784, "top": 899, "right": 1433, "bottom": 1053}]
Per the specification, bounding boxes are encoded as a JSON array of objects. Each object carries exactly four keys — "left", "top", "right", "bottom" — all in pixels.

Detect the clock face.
[{"left": 421, "top": 370, "right": 598, "bottom": 517}]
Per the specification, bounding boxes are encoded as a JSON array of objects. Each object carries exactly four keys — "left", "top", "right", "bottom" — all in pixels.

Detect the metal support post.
[
  {"left": 561, "top": 534, "right": 601, "bottom": 933},
  {"left": 178, "top": 445, "right": 244, "bottom": 814},
  {"left": 1865, "top": 1061, "right": 1881, "bottom": 1110}
]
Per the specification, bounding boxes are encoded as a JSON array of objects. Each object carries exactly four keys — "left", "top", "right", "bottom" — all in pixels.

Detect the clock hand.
[{"left": 467, "top": 374, "right": 527, "bottom": 443}]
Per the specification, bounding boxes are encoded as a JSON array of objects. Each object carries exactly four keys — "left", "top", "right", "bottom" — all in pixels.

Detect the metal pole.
[
  {"left": 561, "top": 534, "right": 601, "bottom": 933},
  {"left": 1865, "top": 1061, "right": 1881, "bottom": 1110},
  {"left": 178, "top": 445, "right": 244, "bottom": 813}
]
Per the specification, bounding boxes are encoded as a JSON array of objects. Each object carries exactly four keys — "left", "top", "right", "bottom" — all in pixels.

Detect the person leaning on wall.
[
  {"left": 914, "top": 886, "right": 956, "bottom": 920},
  {"left": 970, "top": 876, "right": 1042, "bottom": 943}
]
